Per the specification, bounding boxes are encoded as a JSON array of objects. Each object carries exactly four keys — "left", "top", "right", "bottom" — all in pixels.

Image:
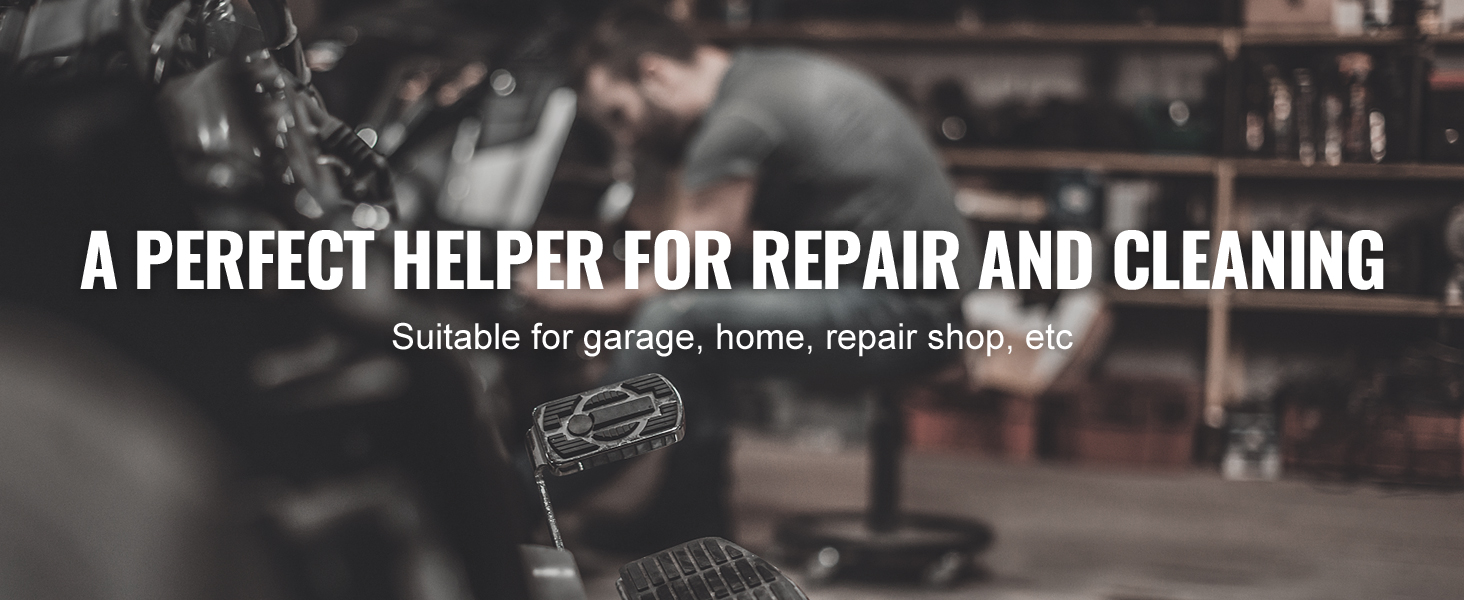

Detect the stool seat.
[{"left": 773, "top": 375, "right": 994, "bottom": 587}]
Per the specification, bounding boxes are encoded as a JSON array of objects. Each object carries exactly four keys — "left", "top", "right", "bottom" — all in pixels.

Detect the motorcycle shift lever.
[{"left": 526, "top": 374, "right": 685, "bottom": 549}]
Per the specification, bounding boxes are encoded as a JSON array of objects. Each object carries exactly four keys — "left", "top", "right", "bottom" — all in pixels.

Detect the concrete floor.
[{"left": 566, "top": 433, "right": 1464, "bottom": 600}]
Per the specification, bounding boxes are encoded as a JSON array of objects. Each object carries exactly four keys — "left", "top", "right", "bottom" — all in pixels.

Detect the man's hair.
[{"left": 574, "top": 2, "right": 702, "bottom": 84}]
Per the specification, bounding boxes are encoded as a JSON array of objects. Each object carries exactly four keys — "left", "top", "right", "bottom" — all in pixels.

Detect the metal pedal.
[
  {"left": 526, "top": 374, "right": 685, "bottom": 549},
  {"left": 616, "top": 537, "right": 808, "bottom": 600},
  {"left": 528, "top": 373, "right": 684, "bottom": 477}
]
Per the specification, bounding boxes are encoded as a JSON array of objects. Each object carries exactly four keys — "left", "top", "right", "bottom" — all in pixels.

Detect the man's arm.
[
  {"left": 666, "top": 177, "right": 757, "bottom": 244},
  {"left": 516, "top": 177, "right": 756, "bottom": 315}
]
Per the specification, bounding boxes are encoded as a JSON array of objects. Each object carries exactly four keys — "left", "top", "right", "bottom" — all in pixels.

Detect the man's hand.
[{"left": 669, "top": 177, "right": 756, "bottom": 245}]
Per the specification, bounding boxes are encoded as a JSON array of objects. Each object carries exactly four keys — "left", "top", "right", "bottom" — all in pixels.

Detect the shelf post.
[
  {"left": 1204, "top": 160, "right": 1236, "bottom": 428},
  {"left": 1220, "top": 29, "right": 1243, "bottom": 156}
]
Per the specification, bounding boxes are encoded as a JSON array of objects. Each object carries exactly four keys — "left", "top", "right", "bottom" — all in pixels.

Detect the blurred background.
[{"left": 6, "top": 0, "right": 1464, "bottom": 599}]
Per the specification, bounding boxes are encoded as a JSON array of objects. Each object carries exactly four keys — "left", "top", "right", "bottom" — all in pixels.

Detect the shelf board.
[
  {"left": 944, "top": 147, "right": 1217, "bottom": 175},
  {"left": 943, "top": 149, "right": 1464, "bottom": 180},
  {"left": 1231, "top": 158, "right": 1464, "bottom": 180},
  {"left": 1233, "top": 290, "right": 1464, "bottom": 317},
  {"left": 1109, "top": 288, "right": 1464, "bottom": 318},
  {"left": 1425, "top": 31, "right": 1464, "bottom": 45},
  {"left": 700, "top": 21, "right": 1226, "bottom": 46},
  {"left": 1239, "top": 27, "right": 1413, "bottom": 46}
]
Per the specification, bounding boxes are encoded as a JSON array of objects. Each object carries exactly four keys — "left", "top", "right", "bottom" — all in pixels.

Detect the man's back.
[{"left": 683, "top": 48, "right": 980, "bottom": 292}]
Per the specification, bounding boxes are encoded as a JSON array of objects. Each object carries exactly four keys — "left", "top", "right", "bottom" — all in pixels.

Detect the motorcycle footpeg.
[
  {"left": 528, "top": 373, "right": 684, "bottom": 477},
  {"left": 616, "top": 538, "right": 808, "bottom": 600}
]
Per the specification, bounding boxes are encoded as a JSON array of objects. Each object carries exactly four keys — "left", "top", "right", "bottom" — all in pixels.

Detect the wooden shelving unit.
[
  {"left": 1231, "top": 158, "right": 1464, "bottom": 180},
  {"left": 702, "top": 22, "right": 1440, "bottom": 49},
  {"left": 724, "top": 18, "right": 1464, "bottom": 426},
  {"left": 1233, "top": 290, "right": 1464, "bottom": 317},
  {"left": 700, "top": 21, "right": 1227, "bottom": 46},
  {"left": 1239, "top": 27, "right": 1414, "bottom": 46},
  {"left": 950, "top": 146, "right": 1464, "bottom": 422},
  {"left": 945, "top": 149, "right": 1464, "bottom": 180},
  {"left": 1423, "top": 31, "right": 1464, "bottom": 45}
]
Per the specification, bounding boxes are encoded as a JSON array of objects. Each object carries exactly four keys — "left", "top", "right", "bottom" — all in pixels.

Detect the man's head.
[{"left": 575, "top": 4, "right": 729, "bottom": 160}]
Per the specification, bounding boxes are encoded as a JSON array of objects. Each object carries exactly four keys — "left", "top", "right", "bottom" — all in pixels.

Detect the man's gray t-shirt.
[{"left": 682, "top": 48, "right": 979, "bottom": 297}]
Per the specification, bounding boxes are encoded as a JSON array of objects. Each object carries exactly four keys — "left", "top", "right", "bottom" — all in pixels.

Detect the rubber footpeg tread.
[
  {"left": 592, "top": 422, "right": 639, "bottom": 441},
  {"left": 703, "top": 539, "right": 729, "bottom": 564},
  {"left": 540, "top": 396, "right": 579, "bottom": 430},
  {"left": 584, "top": 389, "right": 630, "bottom": 409},
  {"left": 617, "top": 538, "right": 807, "bottom": 600},
  {"left": 643, "top": 403, "right": 680, "bottom": 435},
  {"left": 547, "top": 435, "right": 596, "bottom": 458},
  {"left": 623, "top": 373, "right": 676, "bottom": 400},
  {"left": 528, "top": 374, "right": 684, "bottom": 476}
]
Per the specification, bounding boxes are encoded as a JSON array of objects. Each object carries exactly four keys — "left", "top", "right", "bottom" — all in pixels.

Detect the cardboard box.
[
  {"left": 1046, "top": 377, "right": 1201, "bottom": 469},
  {"left": 904, "top": 390, "right": 1034, "bottom": 460},
  {"left": 1280, "top": 404, "right": 1360, "bottom": 476},
  {"left": 1245, "top": 0, "right": 1334, "bottom": 31},
  {"left": 1370, "top": 412, "right": 1463, "bottom": 482},
  {"left": 1282, "top": 405, "right": 1464, "bottom": 483},
  {"left": 1072, "top": 426, "right": 1194, "bottom": 468},
  {"left": 906, "top": 401, "right": 1004, "bottom": 456}
]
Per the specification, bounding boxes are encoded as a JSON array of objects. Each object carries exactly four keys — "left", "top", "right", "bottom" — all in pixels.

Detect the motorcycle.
[{"left": 0, "top": 1, "right": 810, "bottom": 598}]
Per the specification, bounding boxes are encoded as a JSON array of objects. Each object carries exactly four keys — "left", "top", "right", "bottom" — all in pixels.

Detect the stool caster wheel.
[
  {"left": 803, "top": 546, "right": 842, "bottom": 585},
  {"left": 920, "top": 550, "right": 969, "bottom": 588},
  {"left": 776, "top": 512, "right": 992, "bottom": 585},
  {"left": 775, "top": 381, "right": 996, "bottom": 588}
]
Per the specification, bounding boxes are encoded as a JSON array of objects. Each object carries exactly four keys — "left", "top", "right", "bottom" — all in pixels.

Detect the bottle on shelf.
[
  {"left": 1323, "top": 90, "right": 1346, "bottom": 166},
  {"left": 1338, "top": 52, "right": 1384, "bottom": 163},
  {"left": 1366, "top": 0, "right": 1394, "bottom": 29},
  {"left": 1424, "top": 66, "right": 1464, "bottom": 162},
  {"left": 1374, "top": 48, "right": 1413, "bottom": 163},
  {"left": 1296, "top": 68, "right": 1317, "bottom": 166},
  {"left": 1267, "top": 64, "right": 1295, "bottom": 159},
  {"left": 926, "top": 79, "right": 978, "bottom": 147},
  {"left": 1418, "top": 0, "right": 1443, "bottom": 34},
  {"left": 1316, "top": 56, "right": 1346, "bottom": 166},
  {"left": 1243, "top": 56, "right": 1272, "bottom": 155}
]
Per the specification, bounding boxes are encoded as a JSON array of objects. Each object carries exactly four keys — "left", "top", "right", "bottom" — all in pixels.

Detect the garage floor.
[{"left": 566, "top": 433, "right": 1464, "bottom": 600}]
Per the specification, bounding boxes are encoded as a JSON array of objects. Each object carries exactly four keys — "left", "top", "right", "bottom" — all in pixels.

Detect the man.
[{"left": 532, "top": 2, "right": 980, "bottom": 553}]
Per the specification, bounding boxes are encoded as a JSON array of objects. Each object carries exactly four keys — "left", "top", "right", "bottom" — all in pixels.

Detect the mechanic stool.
[{"left": 773, "top": 377, "right": 994, "bottom": 587}]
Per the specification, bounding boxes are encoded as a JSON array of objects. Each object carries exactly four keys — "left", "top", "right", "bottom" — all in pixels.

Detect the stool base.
[{"left": 774, "top": 511, "right": 993, "bottom": 587}]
